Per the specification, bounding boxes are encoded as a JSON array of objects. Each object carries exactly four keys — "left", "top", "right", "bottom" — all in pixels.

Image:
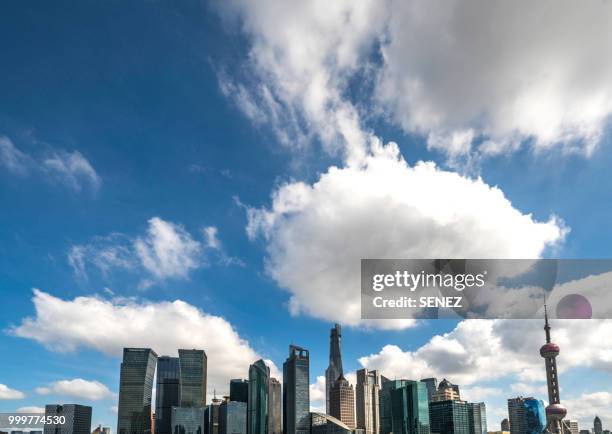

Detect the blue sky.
[{"left": 1, "top": 0, "right": 612, "bottom": 432}]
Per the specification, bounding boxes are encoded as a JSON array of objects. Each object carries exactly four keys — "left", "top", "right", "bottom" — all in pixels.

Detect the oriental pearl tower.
[{"left": 541, "top": 304, "right": 571, "bottom": 434}]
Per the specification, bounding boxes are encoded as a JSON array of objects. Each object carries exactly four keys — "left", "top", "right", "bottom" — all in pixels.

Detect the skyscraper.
[
  {"left": 380, "top": 378, "right": 409, "bottom": 434},
  {"left": 569, "top": 421, "right": 579, "bottom": 434},
  {"left": 229, "top": 380, "right": 249, "bottom": 404},
  {"left": 118, "top": 348, "right": 158, "bottom": 434},
  {"left": 501, "top": 419, "right": 510, "bottom": 432},
  {"left": 325, "top": 324, "right": 343, "bottom": 414},
  {"left": 249, "top": 359, "right": 270, "bottom": 434},
  {"left": 268, "top": 378, "right": 282, "bottom": 434},
  {"left": 205, "top": 398, "right": 223, "bottom": 434},
  {"left": 468, "top": 403, "right": 487, "bottom": 434},
  {"left": 156, "top": 357, "right": 181, "bottom": 434},
  {"left": 219, "top": 401, "right": 246, "bottom": 434},
  {"left": 432, "top": 379, "right": 460, "bottom": 402},
  {"left": 356, "top": 369, "right": 381, "bottom": 434},
  {"left": 330, "top": 375, "right": 355, "bottom": 429},
  {"left": 540, "top": 305, "right": 571, "bottom": 434},
  {"left": 429, "top": 400, "right": 469, "bottom": 434},
  {"left": 44, "top": 404, "right": 92, "bottom": 434},
  {"left": 595, "top": 417, "right": 603, "bottom": 434},
  {"left": 508, "top": 397, "right": 546, "bottom": 434},
  {"left": 171, "top": 407, "right": 205, "bottom": 434},
  {"left": 179, "top": 349, "right": 207, "bottom": 408},
  {"left": 420, "top": 378, "right": 437, "bottom": 402},
  {"left": 283, "top": 345, "right": 310, "bottom": 434},
  {"left": 390, "top": 381, "right": 430, "bottom": 434}
]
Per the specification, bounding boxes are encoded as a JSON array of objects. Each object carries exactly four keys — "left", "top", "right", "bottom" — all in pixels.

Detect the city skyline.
[{"left": 2, "top": 1, "right": 612, "bottom": 433}]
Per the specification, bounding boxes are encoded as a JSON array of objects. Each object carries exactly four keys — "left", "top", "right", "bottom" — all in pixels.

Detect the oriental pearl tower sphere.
[{"left": 541, "top": 304, "right": 571, "bottom": 434}]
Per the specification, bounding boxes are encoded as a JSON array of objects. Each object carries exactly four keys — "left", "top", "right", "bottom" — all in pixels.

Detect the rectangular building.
[
  {"left": 44, "top": 404, "right": 92, "bottom": 434},
  {"left": 390, "top": 381, "right": 430, "bottom": 434},
  {"left": 171, "top": 407, "right": 205, "bottom": 434},
  {"left": 179, "top": 350, "right": 207, "bottom": 408},
  {"left": 283, "top": 345, "right": 310, "bottom": 434},
  {"left": 156, "top": 357, "right": 180, "bottom": 434},
  {"left": 429, "top": 400, "right": 469, "bottom": 434},
  {"left": 219, "top": 402, "right": 246, "bottom": 434}
]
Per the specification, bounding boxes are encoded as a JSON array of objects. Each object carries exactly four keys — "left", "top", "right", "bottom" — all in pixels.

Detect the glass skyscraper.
[
  {"left": 380, "top": 377, "right": 409, "bottom": 434},
  {"left": 508, "top": 397, "right": 545, "bottom": 434},
  {"left": 468, "top": 403, "right": 487, "bottom": 434},
  {"left": 356, "top": 369, "right": 381, "bottom": 434},
  {"left": 179, "top": 349, "right": 207, "bottom": 408},
  {"left": 429, "top": 400, "right": 470, "bottom": 434},
  {"left": 229, "top": 379, "right": 249, "bottom": 404},
  {"left": 283, "top": 345, "right": 310, "bottom": 434},
  {"left": 156, "top": 357, "right": 181, "bottom": 434},
  {"left": 420, "top": 379, "right": 437, "bottom": 402},
  {"left": 219, "top": 401, "right": 247, "bottom": 434},
  {"left": 325, "top": 324, "right": 343, "bottom": 415},
  {"left": 390, "top": 380, "right": 430, "bottom": 434},
  {"left": 44, "top": 404, "right": 92, "bottom": 434},
  {"left": 171, "top": 407, "right": 205, "bottom": 434},
  {"left": 117, "top": 348, "right": 158, "bottom": 434},
  {"left": 249, "top": 359, "right": 270, "bottom": 434}
]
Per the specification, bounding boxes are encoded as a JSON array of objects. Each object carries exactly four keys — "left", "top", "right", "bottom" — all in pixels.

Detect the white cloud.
[
  {"left": 309, "top": 375, "right": 326, "bottom": 412},
  {"left": 0, "top": 135, "right": 100, "bottom": 191},
  {"left": 377, "top": 0, "right": 612, "bottom": 159},
  {"left": 203, "top": 226, "right": 221, "bottom": 250},
  {"left": 358, "top": 319, "right": 612, "bottom": 386},
  {"left": 245, "top": 142, "right": 565, "bottom": 328},
  {"left": 10, "top": 289, "right": 273, "bottom": 401},
  {"left": 36, "top": 379, "right": 114, "bottom": 401},
  {"left": 0, "top": 384, "right": 25, "bottom": 400},
  {"left": 134, "top": 218, "right": 203, "bottom": 280},
  {"left": 564, "top": 392, "right": 612, "bottom": 429},
  {"left": 0, "top": 136, "right": 31, "bottom": 174},
  {"left": 219, "top": 1, "right": 612, "bottom": 164},
  {"left": 461, "top": 386, "right": 503, "bottom": 403},
  {"left": 43, "top": 150, "right": 101, "bottom": 192},
  {"left": 17, "top": 406, "right": 45, "bottom": 413}
]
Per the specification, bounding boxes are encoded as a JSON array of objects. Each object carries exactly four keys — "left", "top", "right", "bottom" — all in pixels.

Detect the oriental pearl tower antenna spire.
[{"left": 541, "top": 301, "right": 571, "bottom": 434}]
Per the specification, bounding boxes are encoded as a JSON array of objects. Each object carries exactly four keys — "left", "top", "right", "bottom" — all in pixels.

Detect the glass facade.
[
  {"left": 229, "top": 379, "right": 249, "bottom": 404},
  {"left": 429, "top": 400, "right": 470, "bottom": 434},
  {"left": 117, "top": 348, "right": 158, "bottom": 434},
  {"left": 420, "top": 379, "right": 437, "bottom": 403},
  {"left": 44, "top": 404, "right": 92, "bottom": 434},
  {"left": 325, "top": 324, "right": 343, "bottom": 414},
  {"left": 249, "top": 359, "right": 270, "bottom": 434},
  {"left": 179, "top": 349, "right": 207, "bottom": 408},
  {"left": 219, "top": 402, "right": 247, "bottom": 434},
  {"left": 380, "top": 378, "right": 409, "bottom": 434},
  {"left": 523, "top": 399, "right": 546, "bottom": 434},
  {"left": 171, "top": 407, "right": 205, "bottom": 434},
  {"left": 468, "top": 403, "right": 487, "bottom": 434},
  {"left": 156, "top": 357, "right": 181, "bottom": 434},
  {"left": 390, "top": 381, "right": 430, "bottom": 434},
  {"left": 283, "top": 345, "right": 310, "bottom": 434}
]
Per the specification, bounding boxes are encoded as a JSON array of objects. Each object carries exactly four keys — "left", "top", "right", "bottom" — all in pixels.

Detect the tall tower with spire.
[
  {"left": 325, "top": 324, "right": 343, "bottom": 414},
  {"left": 541, "top": 305, "right": 571, "bottom": 434}
]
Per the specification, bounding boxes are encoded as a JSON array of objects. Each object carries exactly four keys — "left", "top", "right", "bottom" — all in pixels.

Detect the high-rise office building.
[
  {"left": 429, "top": 400, "right": 469, "bottom": 434},
  {"left": 325, "top": 324, "right": 343, "bottom": 414},
  {"left": 118, "top": 348, "right": 158, "bottom": 434},
  {"left": 380, "top": 377, "right": 409, "bottom": 434},
  {"left": 432, "top": 379, "right": 460, "bottom": 402},
  {"left": 283, "top": 345, "right": 310, "bottom": 434},
  {"left": 44, "top": 404, "right": 92, "bottom": 434},
  {"left": 356, "top": 369, "right": 380, "bottom": 434},
  {"left": 508, "top": 397, "right": 546, "bottom": 434},
  {"left": 268, "top": 378, "right": 282, "bottom": 434},
  {"left": 249, "top": 359, "right": 270, "bottom": 434},
  {"left": 501, "top": 419, "right": 510, "bottom": 432},
  {"left": 390, "top": 381, "right": 430, "bottom": 434},
  {"left": 420, "top": 378, "right": 437, "bottom": 402},
  {"left": 156, "top": 357, "right": 181, "bottom": 434},
  {"left": 219, "top": 401, "right": 246, "bottom": 434},
  {"left": 229, "top": 380, "right": 249, "bottom": 404},
  {"left": 205, "top": 398, "right": 223, "bottom": 434},
  {"left": 468, "top": 403, "right": 487, "bottom": 434},
  {"left": 329, "top": 375, "right": 355, "bottom": 429},
  {"left": 595, "top": 418, "right": 603, "bottom": 434},
  {"left": 569, "top": 421, "right": 579, "bottom": 434},
  {"left": 179, "top": 350, "right": 207, "bottom": 408},
  {"left": 171, "top": 408, "right": 205, "bottom": 434}
]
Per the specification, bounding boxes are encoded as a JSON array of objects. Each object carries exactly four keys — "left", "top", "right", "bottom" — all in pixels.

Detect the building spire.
[{"left": 544, "top": 302, "right": 551, "bottom": 343}]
